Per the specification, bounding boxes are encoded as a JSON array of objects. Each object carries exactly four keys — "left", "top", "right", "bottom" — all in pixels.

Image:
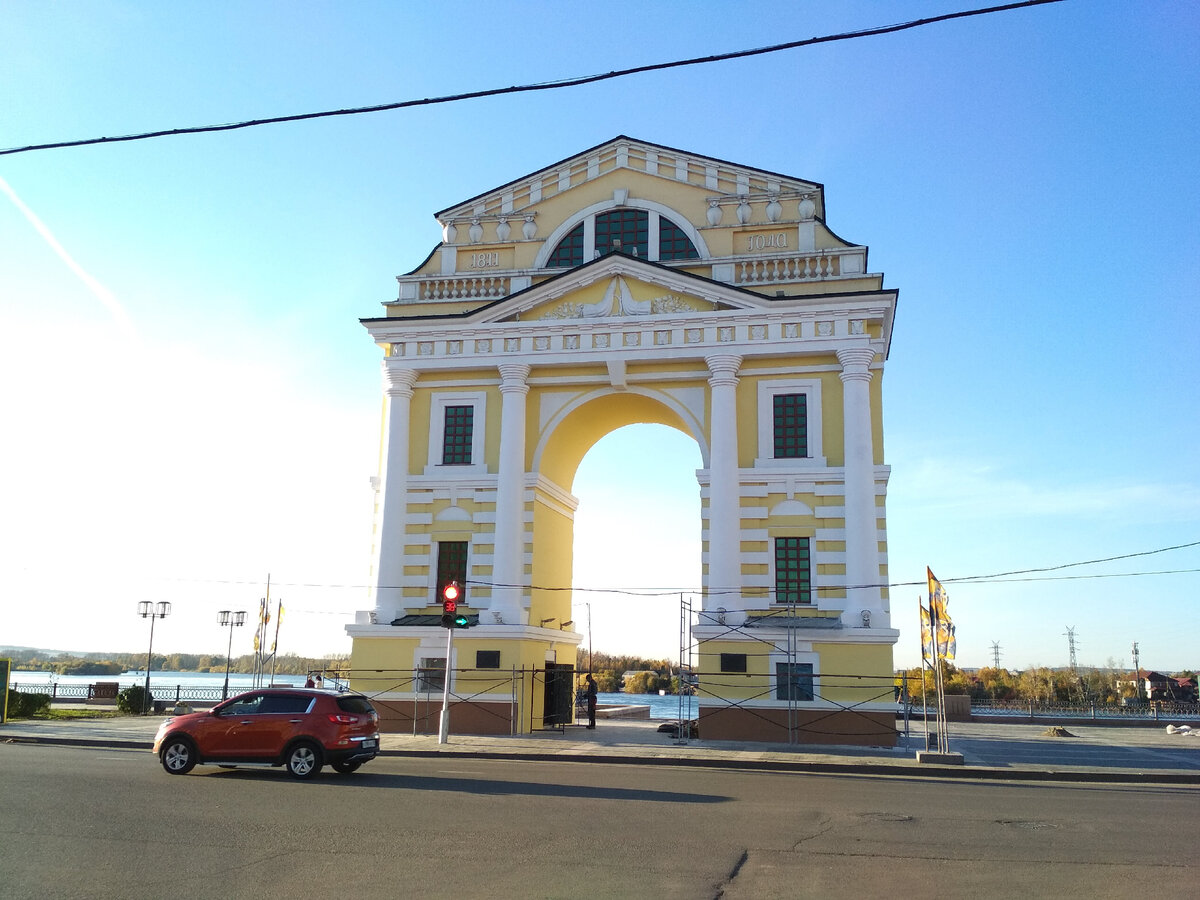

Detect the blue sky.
[{"left": 2, "top": 1, "right": 1197, "bottom": 672}]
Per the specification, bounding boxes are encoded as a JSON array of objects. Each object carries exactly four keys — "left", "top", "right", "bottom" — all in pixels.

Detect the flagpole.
[
  {"left": 919, "top": 597, "right": 930, "bottom": 751},
  {"left": 931, "top": 594, "right": 945, "bottom": 753},
  {"left": 270, "top": 597, "right": 282, "bottom": 685}
]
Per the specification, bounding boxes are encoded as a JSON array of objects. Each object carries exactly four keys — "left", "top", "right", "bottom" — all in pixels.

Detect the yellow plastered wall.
[
  {"left": 349, "top": 637, "right": 422, "bottom": 696},
  {"left": 697, "top": 641, "right": 770, "bottom": 702},
  {"left": 530, "top": 486, "right": 575, "bottom": 626},
  {"left": 698, "top": 639, "right": 893, "bottom": 706},
  {"left": 812, "top": 642, "right": 894, "bottom": 704},
  {"left": 349, "top": 633, "right": 581, "bottom": 722}
]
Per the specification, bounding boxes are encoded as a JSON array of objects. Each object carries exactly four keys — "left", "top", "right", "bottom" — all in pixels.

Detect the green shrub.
[
  {"left": 6, "top": 690, "right": 51, "bottom": 718},
  {"left": 117, "top": 685, "right": 149, "bottom": 714}
]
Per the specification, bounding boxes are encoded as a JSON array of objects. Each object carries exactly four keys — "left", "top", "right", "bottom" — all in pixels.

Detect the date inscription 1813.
[{"left": 747, "top": 232, "right": 788, "bottom": 252}]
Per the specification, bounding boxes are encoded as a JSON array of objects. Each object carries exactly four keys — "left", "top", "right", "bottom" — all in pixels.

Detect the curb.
[
  {"left": 8, "top": 734, "right": 1199, "bottom": 786},
  {"left": 378, "top": 748, "right": 1200, "bottom": 785},
  {"left": 3, "top": 735, "right": 151, "bottom": 751}
]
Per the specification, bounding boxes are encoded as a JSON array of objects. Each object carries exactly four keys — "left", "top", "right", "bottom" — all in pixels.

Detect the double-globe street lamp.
[
  {"left": 136, "top": 601, "right": 172, "bottom": 714},
  {"left": 218, "top": 610, "right": 247, "bottom": 700}
]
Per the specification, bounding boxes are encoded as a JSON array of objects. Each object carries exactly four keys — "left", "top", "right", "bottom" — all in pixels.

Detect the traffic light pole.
[{"left": 438, "top": 624, "right": 453, "bottom": 744}]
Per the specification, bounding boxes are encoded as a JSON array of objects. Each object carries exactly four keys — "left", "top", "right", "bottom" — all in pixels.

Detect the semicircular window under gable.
[
  {"left": 548, "top": 222, "right": 585, "bottom": 267},
  {"left": 659, "top": 217, "right": 700, "bottom": 260},
  {"left": 547, "top": 210, "right": 699, "bottom": 267}
]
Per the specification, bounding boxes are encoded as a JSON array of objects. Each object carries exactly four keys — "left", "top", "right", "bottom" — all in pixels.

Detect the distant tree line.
[
  {"left": 896, "top": 662, "right": 1197, "bottom": 704},
  {"left": 3, "top": 648, "right": 348, "bottom": 677},
  {"left": 583, "top": 651, "right": 680, "bottom": 694}
]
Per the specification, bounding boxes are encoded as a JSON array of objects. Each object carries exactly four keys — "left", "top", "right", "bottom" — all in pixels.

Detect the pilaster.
[
  {"left": 837, "top": 347, "right": 885, "bottom": 627},
  {"left": 373, "top": 364, "right": 419, "bottom": 622},
  {"left": 490, "top": 363, "right": 532, "bottom": 624},
  {"left": 705, "top": 354, "right": 743, "bottom": 619}
]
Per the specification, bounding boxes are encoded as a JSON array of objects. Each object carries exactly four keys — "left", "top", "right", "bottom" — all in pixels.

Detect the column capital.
[
  {"left": 382, "top": 363, "right": 419, "bottom": 397},
  {"left": 498, "top": 363, "right": 532, "bottom": 394},
  {"left": 836, "top": 347, "right": 876, "bottom": 383},
  {"left": 705, "top": 354, "right": 743, "bottom": 386}
]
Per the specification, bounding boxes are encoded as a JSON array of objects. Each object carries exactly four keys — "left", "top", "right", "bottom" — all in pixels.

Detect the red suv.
[{"left": 153, "top": 688, "right": 380, "bottom": 779}]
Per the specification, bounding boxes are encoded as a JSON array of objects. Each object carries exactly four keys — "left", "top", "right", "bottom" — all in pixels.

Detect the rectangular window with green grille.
[
  {"left": 441, "top": 405, "right": 473, "bottom": 465},
  {"left": 772, "top": 393, "right": 808, "bottom": 458},
  {"left": 775, "top": 536, "right": 812, "bottom": 605},
  {"left": 436, "top": 541, "right": 468, "bottom": 604}
]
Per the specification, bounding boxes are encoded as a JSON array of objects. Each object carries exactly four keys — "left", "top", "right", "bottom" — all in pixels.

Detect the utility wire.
[
  {"left": 149, "top": 539, "right": 1199, "bottom": 594},
  {"left": 0, "top": 0, "right": 1064, "bottom": 158}
]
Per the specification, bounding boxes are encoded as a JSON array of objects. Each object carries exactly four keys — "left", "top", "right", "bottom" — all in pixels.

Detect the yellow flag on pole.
[
  {"left": 927, "top": 567, "right": 949, "bottom": 622},
  {"left": 926, "top": 568, "right": 956, "bottom": 660},
  {"left": 937, "top": 621, "right": 956, "bottom": 661}
]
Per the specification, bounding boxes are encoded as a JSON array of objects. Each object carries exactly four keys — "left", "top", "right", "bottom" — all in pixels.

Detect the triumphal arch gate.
[{"left": 346, "top": 137, "right": 900, "bottom": 744}]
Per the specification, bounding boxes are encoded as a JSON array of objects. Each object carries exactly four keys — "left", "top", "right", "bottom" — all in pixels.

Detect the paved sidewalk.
[{"left": 5, "top": 714, "right": 1199, "bottom": 783}]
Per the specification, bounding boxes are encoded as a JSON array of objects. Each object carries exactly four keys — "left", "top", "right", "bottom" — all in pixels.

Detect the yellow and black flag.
[
  {"left": 920, "top": 604, "right": 934, "bottom": 660},
  {"left": 927, "top": 567, "right": 949, "bottom": 622},
  {"left": 926, "top": 568, "right": 956, "bottom": 661}
]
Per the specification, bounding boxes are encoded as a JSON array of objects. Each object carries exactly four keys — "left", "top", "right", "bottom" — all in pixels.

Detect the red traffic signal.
[{"left": 441, "top": 581, "right": 461, "bottom": 628}]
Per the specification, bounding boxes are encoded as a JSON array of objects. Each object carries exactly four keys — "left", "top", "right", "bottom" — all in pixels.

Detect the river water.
[{"left": 7, "top": 671, "right": 693, "bottom": 719}]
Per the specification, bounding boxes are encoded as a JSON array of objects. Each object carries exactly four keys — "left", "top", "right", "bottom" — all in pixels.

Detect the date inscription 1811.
[{"left": 469, "top": 251, "right": 500, "bottom": 268}]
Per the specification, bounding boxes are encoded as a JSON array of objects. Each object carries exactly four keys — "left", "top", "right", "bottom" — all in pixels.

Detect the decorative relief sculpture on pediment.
[{"left": 533, "top": 276, "right": 710, "bottom": 321}]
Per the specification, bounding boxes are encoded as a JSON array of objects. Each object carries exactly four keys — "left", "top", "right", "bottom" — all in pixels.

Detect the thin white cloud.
[
  {"left": 0, "top": 175, "right": 137, "bottom": 340},
  {"left": 893, "top": 457, "right": 1200, "bottom": 521}
]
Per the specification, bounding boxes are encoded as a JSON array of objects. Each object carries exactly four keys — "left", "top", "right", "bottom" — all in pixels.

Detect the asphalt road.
[{"left": 2, "top": 743, "right": 1197, "bottom": 899}]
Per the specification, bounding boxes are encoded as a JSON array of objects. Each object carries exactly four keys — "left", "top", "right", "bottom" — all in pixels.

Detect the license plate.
[{"left": 362, "top": 739, "right": 376, "bottom": 749}]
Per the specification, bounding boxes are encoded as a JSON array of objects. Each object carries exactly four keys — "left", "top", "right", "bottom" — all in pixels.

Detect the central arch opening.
[{"left": 568, "top": 423, "right": 703, "bottom": 666}]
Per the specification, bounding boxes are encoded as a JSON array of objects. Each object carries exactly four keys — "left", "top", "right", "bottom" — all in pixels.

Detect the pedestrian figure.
[
  {"left": 304, "top": 675, "right": 315, "bottom": 688},
  {"left": 313, "top": 673, "right": 324, "bottom": 689},
  {"left": 585, "top": 673, "right": 598, "bottom": 729}
]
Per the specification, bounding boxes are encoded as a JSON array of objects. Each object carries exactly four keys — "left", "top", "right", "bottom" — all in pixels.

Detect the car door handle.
[
  {"left": 289, "top": 719, "right": 303, "bottom": 723},
  {"left": 239, "top": 720, "right": 253, "bottom": 724}
]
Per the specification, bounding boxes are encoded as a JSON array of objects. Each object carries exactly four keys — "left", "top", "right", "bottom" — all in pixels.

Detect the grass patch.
[{"left": 26, "top": 709, "right": 126, "bottom": 721}]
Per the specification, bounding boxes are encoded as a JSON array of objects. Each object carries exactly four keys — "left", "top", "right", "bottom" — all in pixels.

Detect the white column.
[
  {"left": 837, "top": 347, "right": 885, "bottom": 627},
  {"left": 373, "top": 364, "right": 419, "bottom": 624},
  {"left": 489, "top": 363, "right": 531, "bottom": 624},
  {"left": 705, "top": 354, "right": 743, "bottom": 619}
]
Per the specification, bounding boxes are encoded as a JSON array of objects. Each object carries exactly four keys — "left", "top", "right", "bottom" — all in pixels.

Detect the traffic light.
[{"left": 440, "top": 581, "right": 459, "bottom": 628}]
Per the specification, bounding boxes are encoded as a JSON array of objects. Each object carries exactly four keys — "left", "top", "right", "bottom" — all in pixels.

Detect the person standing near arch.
[{"left": 585, "top": 673, "right": 598, "bottom": 729}]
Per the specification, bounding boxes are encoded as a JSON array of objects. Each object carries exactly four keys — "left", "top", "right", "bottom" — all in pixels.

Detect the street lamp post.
[
  {"left": 218, "top": 610, "right": 247, "bottom": 700},
  {"left": 137, "top": 601, "right": 172, "bottom": 714}
]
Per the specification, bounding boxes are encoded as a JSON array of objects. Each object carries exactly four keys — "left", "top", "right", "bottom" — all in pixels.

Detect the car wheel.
[
  {"left": 331, "top": 760, "right": 362, "bottom": 774},
  {"left": 161, "top": 736, "right": 197, "bottom": 775},
  {"left": 285, "top": 740, "right": 323, "bottom": 779}
]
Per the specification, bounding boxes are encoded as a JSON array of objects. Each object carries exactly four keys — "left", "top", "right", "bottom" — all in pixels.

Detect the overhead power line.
[
  {"left": 0, "top": 0, "right": 1064, "bottom": 158},
  {"left": 150, "top": 539, "right": 1199, "bottom": 594}
]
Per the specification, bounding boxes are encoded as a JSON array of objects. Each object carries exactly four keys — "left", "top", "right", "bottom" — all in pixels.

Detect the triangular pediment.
[{"left": 471, "top": 255, "right": 766, "bottom": 325}]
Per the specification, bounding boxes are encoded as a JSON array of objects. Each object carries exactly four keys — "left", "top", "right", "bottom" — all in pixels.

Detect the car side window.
[
  {"left": 222, "top": 694, "right": 264, "bottom": 716},
  {"left": 258, "top": 695, "right": 312, "bottom": 715}
]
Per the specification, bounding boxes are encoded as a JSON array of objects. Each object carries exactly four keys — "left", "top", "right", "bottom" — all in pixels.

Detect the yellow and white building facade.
[{"left": 347, "top": 137, "right": 899, "bottom": 745}]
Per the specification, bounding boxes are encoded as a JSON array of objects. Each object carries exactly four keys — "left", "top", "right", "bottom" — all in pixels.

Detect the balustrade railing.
[
  {"left": 418, "top": 275, "right": 510, "bottom": 301},
  {"left": 947, "top": 698, "right": 1200, "bottom": 720},
  {"left": 733, "top": 249, "right": 865, "bottom": 285},
  {"left": 9, "top": 682, "right": 244, "bottom": 704},
  {"left": 393, "top": 246, "right": 868, "bottom": 306}
]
